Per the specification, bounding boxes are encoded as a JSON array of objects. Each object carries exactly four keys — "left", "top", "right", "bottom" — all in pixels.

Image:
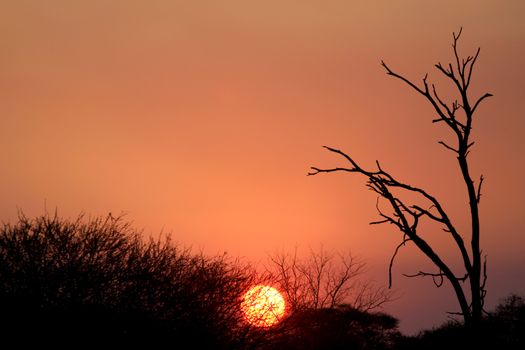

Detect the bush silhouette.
[
  {"left": 259, "top": 305, "right": 400, "bottom": 350},
  {"left": 0, "top": 213, "right": 258, "bottom": 348},
  {"left": 399, "top": 294, "right": 525, "bottom": 350}
]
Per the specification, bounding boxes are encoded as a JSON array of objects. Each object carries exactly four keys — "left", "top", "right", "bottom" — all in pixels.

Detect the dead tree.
[
  {"left": 266, "top": 248, "right": 392, "bottom": 312},
  {"left": 308, "top": 29, "right": 491, "bottom": 326}
]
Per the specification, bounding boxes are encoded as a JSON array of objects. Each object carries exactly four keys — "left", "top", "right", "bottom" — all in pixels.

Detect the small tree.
[
  {"left": 309, "top": 29, "right": 492, "bottom": 326},
  {"left": 266, "top": 248, "right": 392, "bottom": 312}
]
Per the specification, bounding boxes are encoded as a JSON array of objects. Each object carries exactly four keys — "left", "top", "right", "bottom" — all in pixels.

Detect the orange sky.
[{"left": 1, "top": 0, "right": 524, "bottom": 333}]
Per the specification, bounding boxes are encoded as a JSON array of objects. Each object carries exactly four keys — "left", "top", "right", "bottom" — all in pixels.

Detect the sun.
[{"left": 241, "top": 285, "right": 286, "bottom": 327}]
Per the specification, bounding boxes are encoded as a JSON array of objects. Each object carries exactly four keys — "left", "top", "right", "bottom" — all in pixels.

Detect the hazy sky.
[{"left": 1, "top": 0, "right": 524, "bottom": 333}]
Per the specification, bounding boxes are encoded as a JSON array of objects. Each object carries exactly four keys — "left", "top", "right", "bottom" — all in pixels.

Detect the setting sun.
[{"left": 241, "top": 285, "right": 286, "bottom": 327}]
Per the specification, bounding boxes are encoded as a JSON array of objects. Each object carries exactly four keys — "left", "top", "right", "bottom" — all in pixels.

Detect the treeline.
[{"left": 0, "top": 213, "right": 523, "bottom": 349}]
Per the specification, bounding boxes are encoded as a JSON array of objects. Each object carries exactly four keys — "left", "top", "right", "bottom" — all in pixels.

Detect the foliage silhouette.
[
  {"left": 0, "top": 213, "right": 260, "bottom": 348},
  {"left": 399, "top": 294, "right": 525, "bottom": 349},
  {"left": 263, "top": 305, "right": 401, "bottom": 350},
  {"left": 309, "top": 29, "right": 491, "bottom": 326}
]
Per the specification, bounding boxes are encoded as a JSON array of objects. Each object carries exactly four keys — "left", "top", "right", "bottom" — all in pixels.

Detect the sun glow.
[{"left": 241, "top": 285, "right": 286, "bottom": 327}]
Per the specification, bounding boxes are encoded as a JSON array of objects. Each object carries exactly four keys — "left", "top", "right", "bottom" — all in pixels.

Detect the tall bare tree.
[{"left": 308, "top": 29, "right": 491, "bottom": 326}]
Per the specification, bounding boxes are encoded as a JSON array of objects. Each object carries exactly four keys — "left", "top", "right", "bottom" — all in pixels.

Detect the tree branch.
[
  {"left": 403, "top": 270, "right": 445, "bottom": 287},
  {"left": 308, "top": 167, "right": 353, "bottom": 176},
  {"left": 480, "top": 255, "right": 488, "bottom": 307},
  {"left": 389, "top": 238, "right": 410, "bottom": 288},
  {"left": 381, "top": 61, "right": 427, "bottom": 96},
  {"left": 452, "top": 27, "right": 466, "bottom": 88},
  {"left": 438, "top": 141, "right": 459, "bottom": 153},
  {"left": 477, "top": 174, "right": 484, "bottom": 203},
  {"left": 310, "top": 146, "right": 473, "bottom": 275},
  {"left": 466, "top": 48, "right": 481, "bottom": 89},
  {"left": 472, "top": 92, "right": 493, "bottom": 114},
  {"left": 412, "top": 205, "right": 443, "bottom": 222}
]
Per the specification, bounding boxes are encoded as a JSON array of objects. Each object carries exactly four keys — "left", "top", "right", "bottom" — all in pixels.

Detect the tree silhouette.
[
  {"left": 400, "top": 293, "right": 525, "bottom": 349},
  {"left": 266, "top": 247, "right": 392, "bottom": 312},
  {"left": 309, "top": 29, "right": 492, "bottom": 327},
  {"left": 265, "top": 305, "right": 401, "bottom": 350},
  {"left": 0, "top": 212, "right": 261, "bottom": 348},
  {"left": 260, "top": 248, "right": 396, "bottom": 350}
]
